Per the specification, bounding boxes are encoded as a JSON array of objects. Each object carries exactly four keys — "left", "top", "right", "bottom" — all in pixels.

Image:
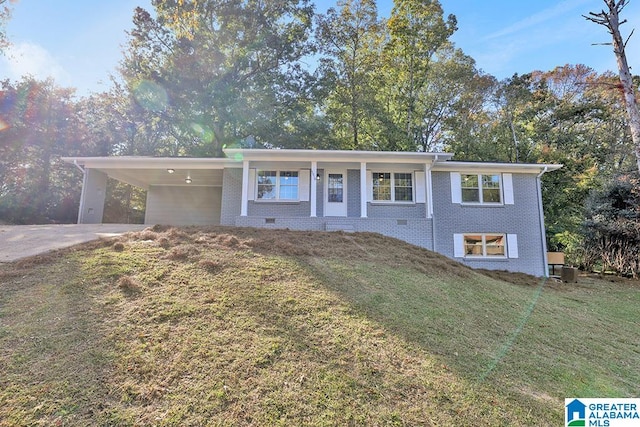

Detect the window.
[
  {"left": 461, "top": 173, "right": 501, "bottom": 203},
  {"left": 372, "top": 172, "right": 413, "bottom": 202},
  {"left": 373, "top": 172, "right": 391, "bottom": 201},
  {"left": 454, "top": 233, "right": 518, "bottom": 259},
  {"left": 257, "top": 170, "right": 298, "bottom": 200},
  {"left": 257, "top": 171, "right": 276, "bottom": 199},
  {"left": 327, "top": 173, "right": 344, "bottom": 202},
  {"left": 463, "top": 234, "right": 506, "bottom": 257},
  {"left": 394, "top": 173, "right": 413, "bottom": 202}
]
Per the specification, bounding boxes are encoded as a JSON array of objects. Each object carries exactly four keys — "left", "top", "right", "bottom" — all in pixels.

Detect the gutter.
[{"left": 536, "top": 166, "right": 550, "bottom": 277}]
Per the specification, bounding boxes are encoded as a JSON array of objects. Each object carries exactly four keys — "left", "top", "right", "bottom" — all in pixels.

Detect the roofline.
[
  {"left": 223, "top": 148, "right": 454, "bottom": 163},
  {"left": 433, "top": 161, "right": 563, "bottom": 174},
  {"left": 62, "top": 151, "right": 562, "bottom": 174},
  {"left": 61, "top": 156, "right": 235, "bottom": 169}
]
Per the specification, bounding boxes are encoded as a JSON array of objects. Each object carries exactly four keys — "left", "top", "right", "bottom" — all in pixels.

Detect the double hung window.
[
  {"left": 461, "top": 174, "right": 501, "bottom": 203},
  {"left": 372, "top": 172, "right": 413, "bottom": 202},
  {"left": 257, "top": 170, "right": 299, "bottom": 200}
]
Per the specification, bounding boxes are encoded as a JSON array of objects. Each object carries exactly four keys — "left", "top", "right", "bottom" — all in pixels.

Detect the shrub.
[{"left": 582, "top": 173, "right": 640, "bottom": 277}]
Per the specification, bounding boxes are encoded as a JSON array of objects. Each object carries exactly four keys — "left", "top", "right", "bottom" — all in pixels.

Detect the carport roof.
[
  {"left": 62, "top": 156, "right": 235, "bottom": 169},
  {"left": 61, "top": 156, "right": 234, "bottom": 189}
]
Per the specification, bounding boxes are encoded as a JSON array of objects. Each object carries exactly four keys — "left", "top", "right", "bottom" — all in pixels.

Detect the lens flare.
[
  {"left": 133, "top": 80, "right": 168, "bottom": 112},
  {"left": 190, "top": 122, "right": 214, "bottom": 143}
]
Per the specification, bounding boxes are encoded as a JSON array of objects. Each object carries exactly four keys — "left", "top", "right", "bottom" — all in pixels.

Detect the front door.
[{"left": 324, "top": 170, "right": 347, "bottom": 217}]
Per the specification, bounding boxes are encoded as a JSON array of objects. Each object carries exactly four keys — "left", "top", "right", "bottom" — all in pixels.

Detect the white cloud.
[
  {"left": 2, "top": 41, "right": 70, "bottom": 83},
  {"left": 484, "top": 0, "right": 591, "bottom": 40}
]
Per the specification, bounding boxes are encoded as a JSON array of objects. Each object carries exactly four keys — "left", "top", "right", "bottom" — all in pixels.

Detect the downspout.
[
  {"left": 429, "top": 154, "right": 439, "bottom": 252},
  {"left": 536, "top": 166, "right": 549, "bottom": 277}
]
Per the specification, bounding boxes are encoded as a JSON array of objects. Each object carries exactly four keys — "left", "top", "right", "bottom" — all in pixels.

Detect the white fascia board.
[
  {"left": 61, "top": 156, "right": 236, "bottom": 169},
  {"left": 223, "top": 149, "right": 454, "bottom": 164},
  {"left": 432, "top": 161, "right": 562, "bottom": 174}
]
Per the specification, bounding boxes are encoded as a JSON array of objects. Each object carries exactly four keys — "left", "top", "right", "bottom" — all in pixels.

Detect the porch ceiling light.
[
  {"left": 167, "top": 168, "right": 175, "bottom": 173},
  {"left": 185, "top": 174, "right": 192, "bottom": 184}
]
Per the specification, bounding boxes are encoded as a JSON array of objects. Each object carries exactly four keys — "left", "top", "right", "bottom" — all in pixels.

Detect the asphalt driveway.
[{"left": 0, "top": 224, "right": 147, "bottom": 262}]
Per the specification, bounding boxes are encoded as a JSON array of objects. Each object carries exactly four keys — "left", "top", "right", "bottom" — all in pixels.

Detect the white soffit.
[{"left": 433, "top": 161, "right": 563, "bottom": 174}]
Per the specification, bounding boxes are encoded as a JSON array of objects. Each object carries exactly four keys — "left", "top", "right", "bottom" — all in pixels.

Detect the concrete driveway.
[{"left": 0, "top": 224, "right": 147, "bottom": 262}]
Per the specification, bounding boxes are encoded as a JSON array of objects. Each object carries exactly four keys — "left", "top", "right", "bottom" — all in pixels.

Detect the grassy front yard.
[{"left": 0, "top": 226, "right": 638, "bottom": 425}]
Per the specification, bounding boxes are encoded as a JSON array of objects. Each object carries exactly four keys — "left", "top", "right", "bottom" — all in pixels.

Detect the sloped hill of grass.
[{"left": 0, "top": 226, "right": 638, "bottom": 426}]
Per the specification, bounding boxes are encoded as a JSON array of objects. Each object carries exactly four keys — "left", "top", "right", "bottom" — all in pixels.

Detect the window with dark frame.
[
  {"left": 461, "top": 173, "right": 501, "bottom": 203},
  {"left": 372, "top": 172, "right": 413, "bottom": 202}
]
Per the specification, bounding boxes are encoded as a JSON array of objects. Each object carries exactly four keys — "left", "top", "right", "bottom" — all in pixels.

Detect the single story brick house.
[{"left": 63, "top": 149, "right": 561, "bottom": 276}]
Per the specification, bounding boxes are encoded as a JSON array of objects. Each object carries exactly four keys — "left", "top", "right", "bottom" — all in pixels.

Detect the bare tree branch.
[{"left": 585, "top": 0, "right": 640, "bottom": 172}]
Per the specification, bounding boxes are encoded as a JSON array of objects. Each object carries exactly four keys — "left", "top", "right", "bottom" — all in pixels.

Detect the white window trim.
[
  {"left": 255, "top": 169, "right": 303, "bottom": 202},
  {"left": 466, "top": 233, "right": 507, "bottom": 258},
  {"left": 453, "top": 233, "right": 519, "bottom": 259},
  {"left": 451, "top": 172, "right": 515, "bottom": 206},
  {"left": 371, "top": 171, "right": 415, "bottom": 204},
  {"left": 460, "top": 173, "right": 503, "bottom": 204}
]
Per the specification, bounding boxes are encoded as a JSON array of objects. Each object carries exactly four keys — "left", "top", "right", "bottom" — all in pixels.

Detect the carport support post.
[{"left": 78, "top": 169, "right": 108, "bottom": 224}]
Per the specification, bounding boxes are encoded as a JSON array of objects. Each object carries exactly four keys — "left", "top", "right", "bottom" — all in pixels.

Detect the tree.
[
  {"left": 0, "top": 0, "right": 13, "bottom": 53},
  {"left": 585, "top": 0, "right": 640, "bottom": 172},
  {"left": 409, "top": 45, "right": 481, "bottom": 151},
  {"left": 0, "top": 78, "right": 86, "bottom": 223},
  {"left": 442, "top": 72, "right": 497, "bottom": 159},
  {"left": 383, "top": 0, "right": 457, "bottom": 150},
  {"left": 583, "top": 173, "right": 640, "bottom": 276},
  {"left": 315, "top": 0, "right": 382, "bottom": 150},
  {"left": 121, "top": 0, "right": 315, "bottom": 156}
]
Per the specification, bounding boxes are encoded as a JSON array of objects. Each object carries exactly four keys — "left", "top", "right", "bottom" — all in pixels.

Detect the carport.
[{"left": 62, "top": 157, "right": 237, "bottom": 225}]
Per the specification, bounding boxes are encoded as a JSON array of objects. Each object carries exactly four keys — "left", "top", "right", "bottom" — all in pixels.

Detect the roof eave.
[
  {"left": 61, "top": 156, "right": 236, "bottom": 169},
  {"left": 433, "top": 161, "right": 563, "bottom": 174},
  {"left": 223, "top": 148, "right": 454, "bottom": 163}
]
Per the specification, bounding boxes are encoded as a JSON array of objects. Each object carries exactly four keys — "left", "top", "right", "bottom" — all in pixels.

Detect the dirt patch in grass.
[{"left": 125, "top": 226, "right": 474, "bottom": 278}]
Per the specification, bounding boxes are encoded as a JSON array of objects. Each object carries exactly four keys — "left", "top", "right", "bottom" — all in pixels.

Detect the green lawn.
[{"left": 0, "top": 226, "right": 638, "bottom": 426}]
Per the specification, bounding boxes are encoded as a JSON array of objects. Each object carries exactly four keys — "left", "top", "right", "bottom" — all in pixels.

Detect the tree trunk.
[{"left": 586, "top": 0, "right": 640, "bottom": 172}]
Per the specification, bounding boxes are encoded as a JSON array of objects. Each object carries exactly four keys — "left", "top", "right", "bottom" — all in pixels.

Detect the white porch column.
[
  {"left": 425, "top": 163, "right": 433, "bottom": 219},
  {"left": 240, "top": 160, "right": 249, "bottom": 217},
  {"left": 360, "top": 162, "right": 367, "bottom": 218},
  {"left": 310, "top": 161, "right": 317, "bottom": 217}
]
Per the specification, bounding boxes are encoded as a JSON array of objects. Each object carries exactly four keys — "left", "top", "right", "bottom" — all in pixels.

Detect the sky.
[{"left": 1, "top": 0, "right": 638, "bottom": 97}]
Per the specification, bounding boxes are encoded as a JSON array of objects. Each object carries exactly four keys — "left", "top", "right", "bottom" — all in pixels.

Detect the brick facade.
[
  {"left": 432, "top": 171, "right": 546, "bottom": 276},
  {"left": 229, "top": 169, "right": 547, "bottom": 276},
  {"left": 69, "top": 149, "right": 557, "bottom": 277}
]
